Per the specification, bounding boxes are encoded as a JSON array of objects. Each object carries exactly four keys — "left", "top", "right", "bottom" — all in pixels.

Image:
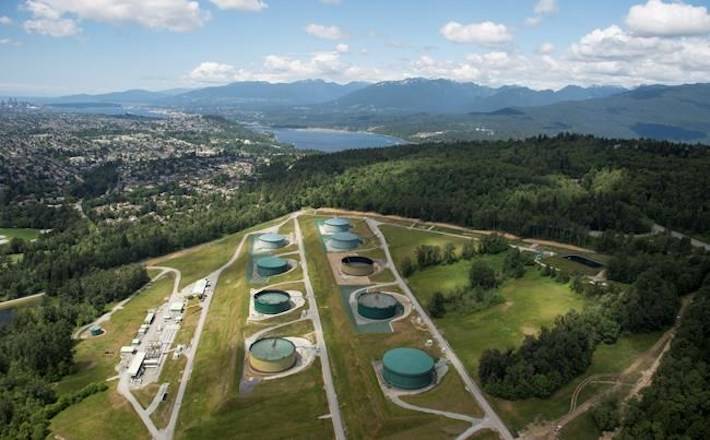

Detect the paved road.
[
  {"left": 652, "top": 224, "right": 710, "bottom": 251},
  {"left": 161, "top": 233, "right": 250, "bottom": 440},
  {"left": 368, "top": 218, "right": 515, "bottom": 440},
  {"left": 294, "top": 213, "right": 347, "bottom": 440}
]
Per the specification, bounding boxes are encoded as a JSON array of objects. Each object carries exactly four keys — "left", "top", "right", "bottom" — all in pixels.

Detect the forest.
[{"left": 1, "top": 134, "right": 709, "bottom": 438}]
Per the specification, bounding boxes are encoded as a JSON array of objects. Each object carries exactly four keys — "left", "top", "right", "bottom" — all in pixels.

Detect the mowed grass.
[
  {"left": 300, "top": 216, "right": 480, "bottom": 438},
  {"left": 176, "top": 229, "right": 332, "bottom": 439},
  {"left": 50, "top": 387, "right": 150, "bottom": 440},
  {"left": 380, "top": 224, "right": 474, "bottom": 268},
  {"left": 54, "top": 273, "right": 175, "bottom": 396},
  {"left": 0, "top": 227, "right": 42, "bottom": 241},
  {"left": 382, "top": 224, "right": 664, "bottom": 433},
  {"left": 148, "top": 215, "right": 288, "bottom": 290}
]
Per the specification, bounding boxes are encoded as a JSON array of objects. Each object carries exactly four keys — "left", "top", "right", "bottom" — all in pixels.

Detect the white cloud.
[
  {"left": 525, "top": 16, "right": 542, "bottom": 26},
  {"left": 626, "top": 0, "right": 710, "bottom": 36},
  {"left": 189, "top": 62, "right": 239, "bottom": 83},
  {"left": 440, "top": 21, "right": 512, "bottom": 45},
  {"left": 210, "top": 0, "right": 267, "bottom": 12},
  {"left": 0, "top": 16, "right": 12, "bottom": 26},
  {"left": 22, "top": 0, "right": 209, "bottom": 36},
  {"left": 538, "top": 42, "right": 555, "bottom": 54},
  {"left": 534, "top": 0, "right": 558, "bottom": 16},
  {"left": 305, "top": 23, "right": 346, "bottom": 40},
  {"left": 24, "top": 17, "right": 80, "bottom": 37},
  {"left": 526, "top": 0, "right": 558, "bottom": 26},
  {"left": 335, "top": 43, "right": 349, "bottom": 53}
]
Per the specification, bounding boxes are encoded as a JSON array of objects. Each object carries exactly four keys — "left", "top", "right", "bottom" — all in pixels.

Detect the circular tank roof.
[
  {"left": 256, "top": 256, "right": 288, "bottom": 269},
  {"left": 331, "top": 232, "right": 361, "bottom": 242},
  {"left": 359, "top": 292, "right": 398, "bottom": 309},
  {"left": 325, "top": 217, "right": 351, "bottom": 227},
  {"left": 255, "top": 290, "right": 291, "bottom": 305},
  {"left": 250, "top": 337, "right": 296, "bottom": 361},
  {"left": 383, "top": 348, "right": 435, "bottom": 377},
  {"left": 342, "top": 255, "right": 374, "bottom": 265},
  {"left": 259, "top": 232, "right": 286, "bottom": 243}
]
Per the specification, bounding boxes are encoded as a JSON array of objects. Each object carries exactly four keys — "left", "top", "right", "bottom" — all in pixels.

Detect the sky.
[{"left": 1, "top": 0, "right": 710, "bottom": 95}]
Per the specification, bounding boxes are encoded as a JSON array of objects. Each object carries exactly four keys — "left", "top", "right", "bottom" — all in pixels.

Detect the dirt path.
[{"left": 523, "top": 295, "right": 694, "bottom": 439}]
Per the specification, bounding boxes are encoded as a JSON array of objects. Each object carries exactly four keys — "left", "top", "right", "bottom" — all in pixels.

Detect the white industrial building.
[
  {"left": 191, "top": 279, "right": 208, "bottom": 298},
  {"left": 128, "top": 351, "right": 146, "bottom": 378}
]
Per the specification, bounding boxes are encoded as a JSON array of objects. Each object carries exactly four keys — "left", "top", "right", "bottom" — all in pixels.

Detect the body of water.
[{"left": 268, "top": 127, "right": 406, "bottom": 152}]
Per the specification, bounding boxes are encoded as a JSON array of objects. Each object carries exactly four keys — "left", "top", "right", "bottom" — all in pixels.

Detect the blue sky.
[{"left": 1, "top": 0, "right": 710, "bottom": 95}]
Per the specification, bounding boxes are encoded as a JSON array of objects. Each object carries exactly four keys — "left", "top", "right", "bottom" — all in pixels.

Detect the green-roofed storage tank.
[
  {"left": 341, "top": 255, "right": 375, "bottom": 276},
  {"left": 324, "top": 217, "right": 352, "bottom": 233},
  {"left": 329, "top": 232, "right": 361, "bottom": 250},
  {"left": 382, "top": 348, "right": 435, "bottom": 390},
  {"left": 249, "top": 337, "right": 297, "bottom": 373},
  {"left": 258, "top": 232, "right": 287, "bottom": 249},
  {"left": 358, "top": 292, "right": 398, "bottom": 320},
  {"left": 256, "top": 256, "right": 289, "bottom": 277},
  {"left": 254, "top": 290, "right": 292, "bottom": 315}
]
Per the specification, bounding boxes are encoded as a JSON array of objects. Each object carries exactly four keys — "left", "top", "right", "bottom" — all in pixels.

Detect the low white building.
[
  {"left": 170, "top": 301, "right": 185, "bottom": 314},
  {"left": 191, "top": 279, "right": 208, "bottom": 298},
  {"left": 128, "top": 351, "right": 146, "bottom": 378}
]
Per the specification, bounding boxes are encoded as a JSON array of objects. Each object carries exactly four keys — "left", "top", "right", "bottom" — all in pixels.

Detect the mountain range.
[
  {"left": 44, "top": 78, "right": 626, "bottom": 112},
  {"left": 29, "top": 78, "right": 710, "bottom": 144}
]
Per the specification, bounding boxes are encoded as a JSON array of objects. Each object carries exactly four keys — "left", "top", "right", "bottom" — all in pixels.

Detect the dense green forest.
[
  {"left": 1, "top": 134, "right": 709, "bottom": 438},
  {"left": 266, "top": 135, "right": 710, "bottom": 242},
  {"left": 617, "top": 279, "right": 710, "bottom": 439}
]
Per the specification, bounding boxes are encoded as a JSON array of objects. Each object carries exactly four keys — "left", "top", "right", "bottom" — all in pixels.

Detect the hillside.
[
  {"left": 327, "top": 78, "right": 624, "bottom": 113},
  {"left": 167, "top": 79, "right": 368, "bottom": 107}
]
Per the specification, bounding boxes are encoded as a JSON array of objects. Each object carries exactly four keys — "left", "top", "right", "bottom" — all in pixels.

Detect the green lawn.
[
  {"left": 54, "top": 273, "right": 175, "bottom": 396},
  {"left": 419, "top": 271, "right": 586, "bottom": 378},
  {"left": 299, "top": 216, "right": 480, "bottom": 438},
  {"left": 380, "top": 224, "right": 474, "bottom": 267},
  {"left": 50, "top": 387, "right": 150, "bottom": 440},
  {"left": 176, "top": 229, "right": 332, "bottom": 439},
  {"left": 148, "top": 215, "right": 288, "bottom": 289},
  {"left": 0, "top": 227, "right": 42, "bottom": 241}
]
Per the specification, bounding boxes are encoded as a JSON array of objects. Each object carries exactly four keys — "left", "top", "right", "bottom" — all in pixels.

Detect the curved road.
[{"left": 368, "top": 218, "right": 514, "bottom": 440}]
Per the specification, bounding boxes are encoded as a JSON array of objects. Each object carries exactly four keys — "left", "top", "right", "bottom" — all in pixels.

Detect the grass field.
[
  {"left": 381, "top": 225, "right": 666, "bottom": 433},
  {"left": 380, "top": 224, "right": 474, "bottom": 267},
  {"left": 0, "top": 227, "right": 42, "bottom": 241},
  {"left": 54, "top": 273, "right": 175, "bottom": 396},
  {"left": 50, "top": 387, "right": 150, "bottom": 440},
  {"left": 176, "top": 229, "right": 332, "bottom": 439},
  {"left": 299, "top": 216, "right": 481, "bottom": 438},
  {"left": 147, "top": 215, "right": 288, "bottom": 289}
]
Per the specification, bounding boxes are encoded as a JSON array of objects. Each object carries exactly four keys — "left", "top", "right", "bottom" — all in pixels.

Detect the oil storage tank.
[
  {"left": 324, "top": 217, "right": 352, "bottom": 233},
  {"left": 382, "top": 347, "right": 435, "bottom": 390},
  {"left": 329, "top": 232, "right": 361, "bottom": 250},
  {"left": 256, "top": 256, "right": 289, "bottom": 277},
  {"left": 89, "top": 325, "right": 103, "bottom": 336},
  {"left": 258, "top": 232, "right": 287, "bottom": 249},
  {"left": 254, "top": 290, "right": 292, "bottom": 315},
  {"left": 249, "top": 337, "right": 297, "bottom": 373},
  {"left": 358, "top": 292, "right": 398, "bottom": 320},
  {"left": 341, "top": 255, "right": 375, "bottom": 276}
]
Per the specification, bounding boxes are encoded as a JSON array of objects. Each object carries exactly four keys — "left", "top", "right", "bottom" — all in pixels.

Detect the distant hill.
[
  {"left": 52, "top": 89, "right": 170, "bottom": 104},
  {"left": 381, "top": 83, "right": 710, "bottom": 143},
  {"left": 167, "top": 79, "right": 368, "bottom": 107},
  {"left": 328, "top": 78, "right": 625, "bottom": 113}
]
